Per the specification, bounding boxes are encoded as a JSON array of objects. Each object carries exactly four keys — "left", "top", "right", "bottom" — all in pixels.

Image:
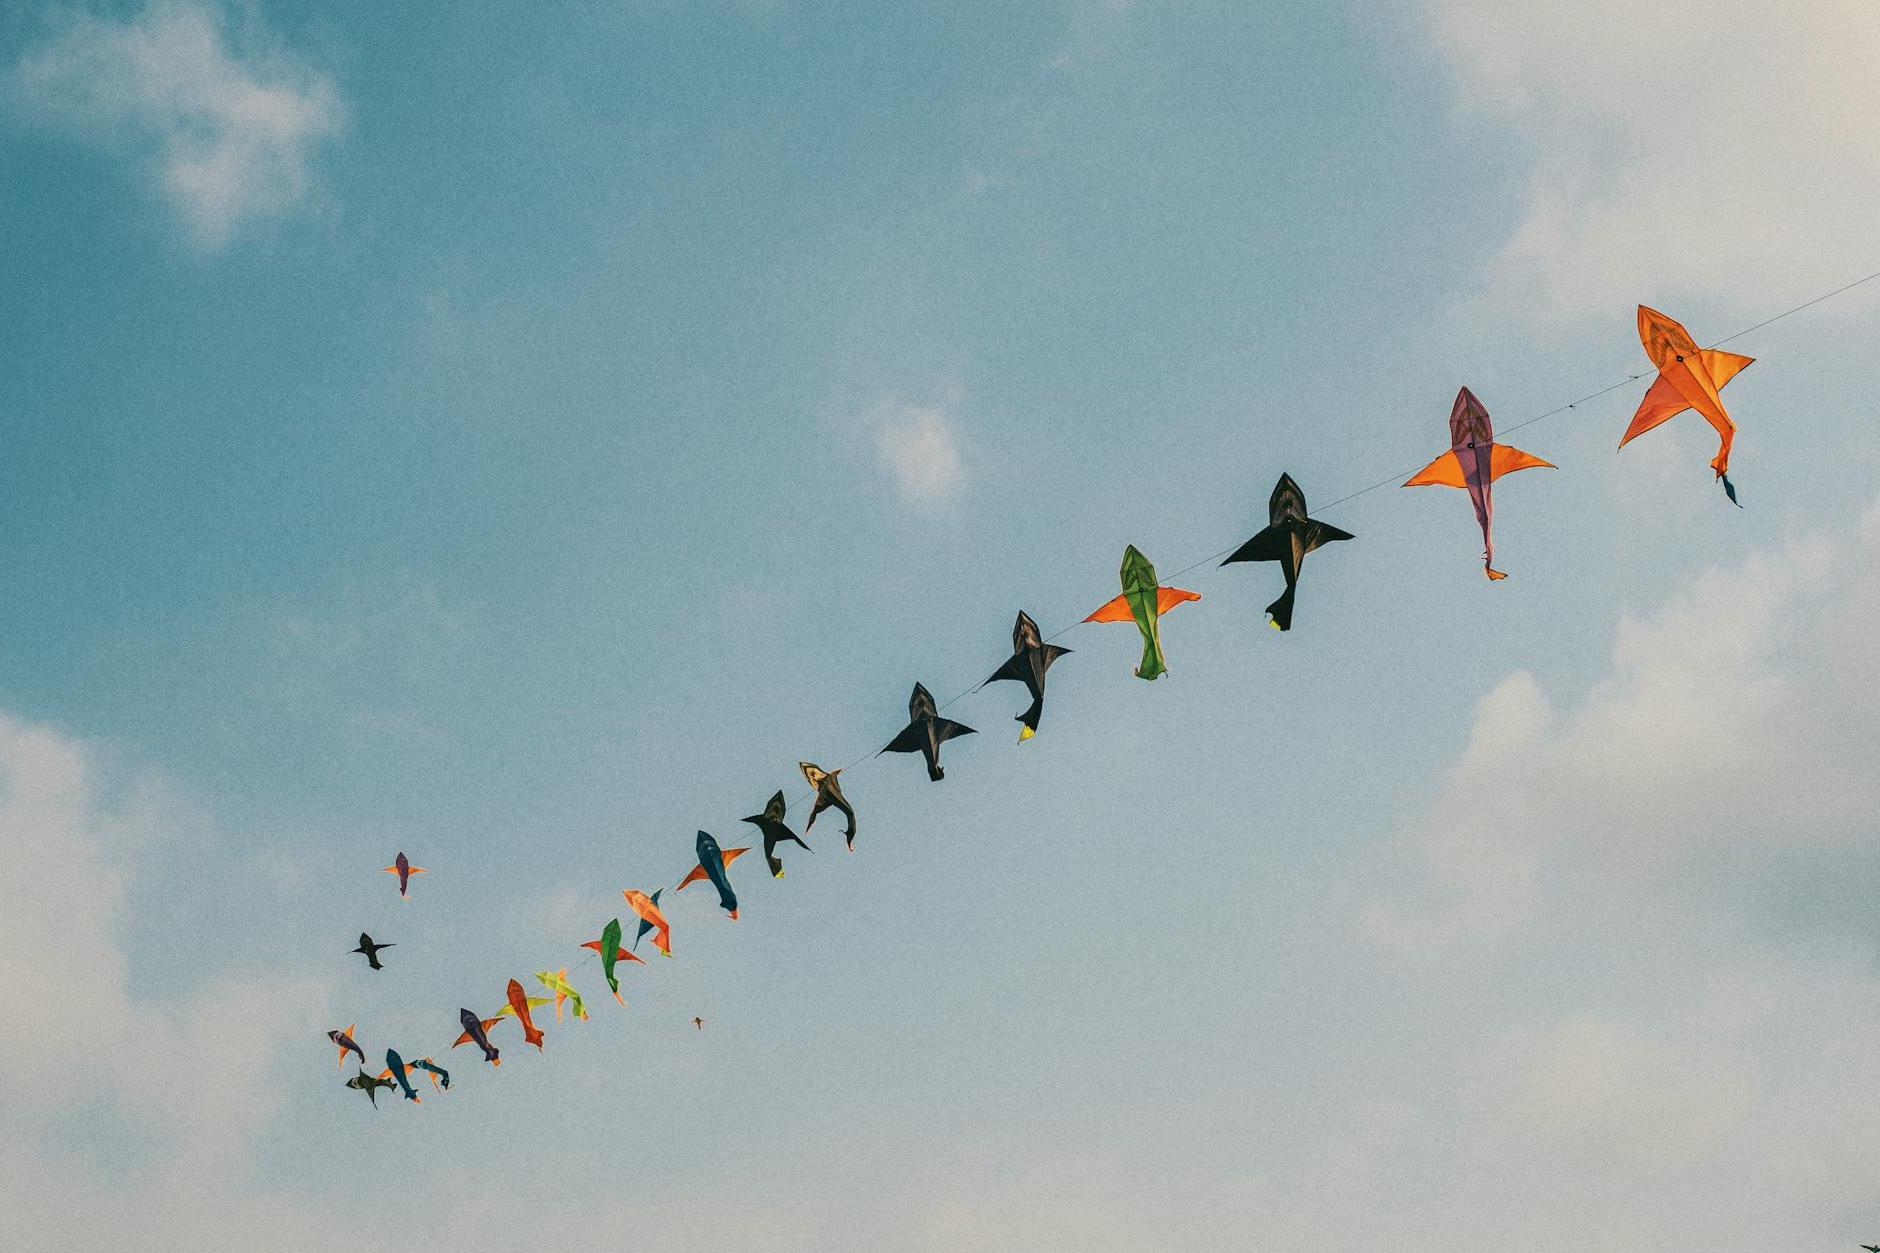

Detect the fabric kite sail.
[
  {"left": 742, "top": 793, "right": 810, "bottom": 879},
  {"left": 1082, "top": 545, "right": 1198, "bottom": 679},
  {"left": 679, "top": 830, "right": 748, "bottom": 916},
  {"left": 1403, "top": 387, "right": 1553, "bottom": 579},
  {"left": 581, "top": 917, "right": 645, "bottom": 1003},
  {"left": 1220, "top": 473, "right": 1352, "bottom": 630},
  {"left": 881, "top": 682, "right": 976, "bottom": 781},
  {"left": 534, "top": 969, "right": 588, "bottom": 1023},
  {"left": 631, "top": 889, "right": 664, "bottom": 952},
  {"left": 1621, "top": 305, "right": 1753, "bottom": 505},
  {"left": 799, "top": 762, "right": 856, "bottom": 850},
  {"left": 384, "top": 852, "right": 425, "bottom": 898},
  {"left": 983, "top": 610, "right": 1071, "bottom": 741},
  {"left": 624, "top": 890, "right": 671, "bottom": 958}
]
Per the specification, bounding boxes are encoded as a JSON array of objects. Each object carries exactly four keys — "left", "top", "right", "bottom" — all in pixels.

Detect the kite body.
[
  {"left": 581, "top": 918, "right": 644, "bottom": 1004},
  {"left": 330, "top": 1025, "right": 365, "bottom": 1069},
  {"left": 1622, "top": 305, "right": 1753, "bottom": 504},
  {"left": 882, "top": 682, "right": 976, "bottom": 781},
  {"left": 456, "top": 1008, "right": 501, "bottom": 1067},
  {"left": 1221, "top": 474, "right": 1352, "bottom": 630},
  {"left": 384, "top": 1049, "right": 422, "bottom": 1103},
  {"left": 408, "top": 1057, "right": 450, "bottom": 1091},
  {"left": 679, "top": 830, "right": 748, "bottom": 916},
  {"left": 984, "top": 610, "right": 1071, "bottom": 740},
  {"left": 799, "top": 762, "right": 857, "bottom": 850},
  {"left": 624, "top": 890, "right": 671, "bottom": 958},
  {"left": 384, "top": 852, "right": 425, "bottom": 899},
  {"left": 1083, "top": 545, "right": 1199, "bottom": 679},
  {"left": 504, "top": 978, "right": 546, "bottom": 1050},
  {"left": 632, "top": 889, "right": 664, "bottom": 953},
  {"left": 741, "top": 792, "right": 810, "bottom": 878},
  {"left": 346, "top": 1069, "right": 395, "bottom": 1107},
  {"left": 351, "top": 932, "right": 393, "bottom": 970},
  {"left": 1403, "top": 387, "right": 1553, "bottom": 579},
  {"left": 535, "top": 969, "right": 588, "bottom": 1023}
]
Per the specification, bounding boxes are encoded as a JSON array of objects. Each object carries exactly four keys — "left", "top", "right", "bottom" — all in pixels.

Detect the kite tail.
[
  {"left": 1016, "top": 696, "right": 1043, "bottom": 742},
  {"left": 1720, "top": 472, "right": 1741, "bottom": 507},
  {"left": 927, "top": 761, "right": 944, "bottom": 782},
  {"left": 1264, "top": 584, "right": 1296, "bottom": 632}
]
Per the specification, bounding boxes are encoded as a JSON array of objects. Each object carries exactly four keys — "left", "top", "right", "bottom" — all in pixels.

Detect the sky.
[{"left": 2, "top": 1, "right": 1879, "bottom": 1249}]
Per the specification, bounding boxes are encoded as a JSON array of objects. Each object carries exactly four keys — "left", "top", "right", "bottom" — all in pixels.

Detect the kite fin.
[
  {"left": 933, "top": 717, "right": 976, "bottom": 744},
  {"left": 1222, "top": 523, "right": 1288, "bottom": 565},
  {"left": 881, "top": 723, "right": 926, "bottom": 755},
  {"left": 1699, "top": 349, "right": 1754, "bottom": 388},
  {"left": 1720, "top": 473, "right": 1741, "bottom": 507},
  {"left": 1404, "top": 450, "right": 1466, "bottom": 488},
  {"left": 984, "top": 653, "right": 1028, "bottom": 686},
  {"left": 1620, "top": 373, "right": 1689, "bottom": 447},
  {"left": 1016, "top": 694, "right": 1043, "bottom": 740},
  {"left": 1155, "top": 587, "right": 1200, "bottom": 614},
  {"left": 676, "top": 864, "right": 708, "bottom": 890},
  {"left": 1488, "top": 444, "right": 1554, "bottom": 481},
  {"left": 1265, "top": 584, "right": 1296, "bottom": 631},
  {"left": 1302, "top": 520, "right": 1354, "bottom": 553}
]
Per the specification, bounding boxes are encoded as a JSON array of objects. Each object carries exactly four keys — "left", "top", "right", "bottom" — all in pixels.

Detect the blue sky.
[{"left": 3, "top": 2, "right": 1880, "bottom": 1249}]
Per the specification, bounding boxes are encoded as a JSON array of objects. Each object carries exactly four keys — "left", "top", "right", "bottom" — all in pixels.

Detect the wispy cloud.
[
  {"left": 873, "top": 398, "right": 967, "bottom": 505},
  {"left": 11, "top": 0, "right": 343, "bottom": 249}
]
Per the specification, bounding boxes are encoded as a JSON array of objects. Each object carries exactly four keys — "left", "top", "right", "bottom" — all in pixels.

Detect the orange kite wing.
[
  {"left": 676, "top": 864, "right": 708, "bottom": 889},
  {"left": 1154, "top": 586, "right": 1200, "bottom": 614},
  {"left": 1700, "top": 348, "right": 1754, "bottom": 388},
  {"left": 1403, "top": 450, "right": 1466, "bottom": 488},
  {"left": 1082, "top": 593, "right": 1134, "bottom": 624},
  {"left": 1488, "top": 444, "right": 1555, "bottom": 481},
  {"left": 1620, "top": 373, "right": 1689, "bottom": 447}
]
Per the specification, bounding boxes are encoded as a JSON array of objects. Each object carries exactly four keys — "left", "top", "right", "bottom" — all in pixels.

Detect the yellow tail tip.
[
  {"left": 1017, "top": 726, "right": 1034, "bottom": 743},
  {"left": 1266, "top": 618, "right": 1281, "bottom": 631}
]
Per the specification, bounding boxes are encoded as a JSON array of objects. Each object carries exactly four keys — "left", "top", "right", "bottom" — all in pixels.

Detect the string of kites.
[{"left": 328, "top": 296, "right": 1860, "bottom": 1107}]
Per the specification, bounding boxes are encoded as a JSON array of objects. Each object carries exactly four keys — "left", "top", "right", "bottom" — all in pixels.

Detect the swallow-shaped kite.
[
  {"left": 742, "top": 792, "right": 810, "bottom": 878},
  {"left": 632, "top": 889, "right": 664, "bottom": 953},
  {"left": 454, "top": 1009, "right": 502, "bottom": 1067},
  {"left": 350, "top": 933, "right": 393, "bottom": 970},
  {"left": 881, "top": 682, "right": 976, "bottom": 781},
  {"left": 330, "top": 1024, "right": 366, "bottom": 1069},
  {"left": 408, "top": 1057, "right": 450, "bottom": 1091},
  {"left": 1404, "top": 387, "right": 1554, "bottom": 580},
  {"left": 625, "top": 890, "right": 672, "bottom": 958},
  {"left": 679, "top": 830, "right": 748, "bottom": 916},
  {"left": 799, "top": 762, "right": 857, "bottom": 850},
  {"left": 384, "top": 852, "right": 425, "bottom": 899},
  {"left": 383, "top": 1048, "right": 422, "bottom": 1104},
  {"left": 346, "top": 1068, "right": 395, "bottom": 1107},
  {"left": 582, "top": 917, "right": 646, "bottom": 1003},
  {"left": 1083, "top": 545, "right": 1199, "bottom": 680},
  {"left": 983, "top": 610, "right": 1071, "bottom": 740},
  {"left": 1622, "top": 305, "right": 1753, "bottom": 505},
  {"left": 534, "top": 969, "right": 588, "bottom": 1023},
  {"left": 1221, "top": 473, "right": 1353, "bottom": 631},
  {"left": 500, "top": 978, "right": 547, "bottom": 1051}
]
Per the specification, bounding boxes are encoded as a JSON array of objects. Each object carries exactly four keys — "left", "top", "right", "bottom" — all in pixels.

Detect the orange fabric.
[
  {"left": 1154, "top": 587, "right": 1200, "bottom": 613},
  {"left": 1620, "top": 373, "right": 1690, "bottom": 446},
  {"left": 1082, "top": 593, "right": 1133, "bottom": 624},
  {"left": 1700, "top": 349, "right": 1754, "bottom": 388},
  {"left": 676, "top": 864, "right": 707, "bottom": 889},
  {"left": 1403, "top": 450, "right": 1466, "bottom": 488},
  {"left": 1488, "top": 444, "right": 1554, "bottom": 481},
  {"left": 623, "top": 890, "right": 671, "bottom": 956}
]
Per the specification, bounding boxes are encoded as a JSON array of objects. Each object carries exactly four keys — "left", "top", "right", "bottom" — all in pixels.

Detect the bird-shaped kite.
[
  {"left": 741, "top": 792, "right": 810, "bottom": 878},
  {"left": 329, "top": 1025, "right": 366, "bottom": 1069},
  {"left": 581, "top": 918, "right": 645, "bottom": 1004},
  {"left": 534, "top": 969, "right": 588, "bottom": 1023},
  {"left": 1621, "top": 305, "right": 1753, "bottom": 505},
  {"left": 679, "top": 830, "right": 748, "bottom": 916},
  {"left": 384, "top": 852, "right": 425, "bottom": 899},
  {"left": 881, "top": 682, "right": 976, "bottom": 781},
  {"left": 631, "top": 889, "right": 664, "bottom": 953},
  {"left": 983, "top": 610, "right": 1071, "bottom": 740},
  {"left": 1220, "top": 474, "right": 1353, "bottom": 630},
  {"left": 345, "top": 1069, "right": 395, "bottom": 1107},
  {"left": 1403, "top": 387, "right": 1553, "bottom": 580},
  {"left": 1083, "top": 545, "right": 1199, "bottom": 679},
  {"left": 799, "top": 761, "right": 857, "bottom": 850},
  {"left": 454, "top": 1008, "right": 501, "bottom": 1067},
  {"left": 407, "top": 1057, "right": 450, "bottom": 1091},
  {"left": 383, "top": 1049, "right": 422, "bottom": 1104},
  {"left": 624, "top": 890, "right": 671, "bottom": 958},
  {"left": 499, "top": 978, "right": 548, "bottom": 1051},
  {"left": 350, "top": 933, "right": 393, "bottom": 970},
  {"left": 692, "top": 1016, "right": 705, "bottom": 1030}
]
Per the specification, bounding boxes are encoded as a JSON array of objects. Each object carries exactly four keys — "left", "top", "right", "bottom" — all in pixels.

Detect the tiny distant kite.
[
  {"left": 1083, "top": 545, "right": 1199, "bottom": 679},
  {"left": 454, "top": 1008, "right": 502, "bottom": 1067},
  {"left": 500, "top": 978, "right": 548, "bottom": 1051},
  {"left": 330, "top": 1025, "right": 366, "bottom": 1069},
  {"left": 624, "top": 890, "right": 672, "bottom": 958},
  {"left": 383, "top": 1049, "right": 422, "bottom": 1104},
  {"left": 1220, "top": 474, "right": 1353, "bottom": 631},
  {"left": 799, "top": 762, "right": 857, "bottom": 850},
  {"left": 631, "top": 889, "right": 664, "bottom": 953},
  {"left": 408, "top": 1057, "right": 451, "bottom": 1091},
  {"left": 350, "top": 933, "right": 393, "bottom": 970},
  {"left": 384, "top": 852, "right": 425, "bottom": 899},
  {"left": 692, "top": 1016, "right": 704, "bottom": 1030},
  {"left": 534, "top": 969, "right": 588, "bottom": 1023},
  {"left": 679, "top": 830, "right": 748, "bottom": 916},
  {"left": 1622, "top": 305, "right": 1753, "bottom": 505},
  {"left": 983, "top": 610, "right": 1071, "bottom": 741},
  {"left": 581, "top": 918, "right": 646, "bottom": 1004},
  {"left": 1404, "top": 387, "right": 1553, "bottom": 580},
  {"left": 881, "top": 682, "right": 976, "bottom": 781},
  {"left": 742, "top": 792, "right": 810, "bottom": 878},
  {"left": 346, "top": 1069, "right": 395, "bottom": 1107}
]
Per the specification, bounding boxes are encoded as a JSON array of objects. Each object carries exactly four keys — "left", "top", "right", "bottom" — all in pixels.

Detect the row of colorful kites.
[{"left": 329, "top": 303, "right": 1762, "bottom": 1105}]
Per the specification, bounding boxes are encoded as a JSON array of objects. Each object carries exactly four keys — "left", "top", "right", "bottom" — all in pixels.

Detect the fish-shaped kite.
[
  {"left": 983, "top": 610, "right": 1071, "bottom": 741},
  {"left": 346, "top": 1068, "right": 395, "bottom": 1107},
  {"left": 383, "top": 1048, "right": 422, "bottom": 1104},
  {"left": 881, "top": 682, "right": 976, "bottom": 781},
  {"left": 624, "top": 890, "right": 672, "bottom": 958},
  {"left": 408, "top": 1057, "right": 451, "bottom": 1091},
  {"left": 1083, "top": 545, "right": 1199, "bottom": 679},
  {"left": 454, "top": 1008, "right": 502, "bottom": 1067},
  {"left": 741, "top": 792, "right": 810, "bottom": 878},
  {"left": 798, "top": 761, "right": 857, "bottom": 850},
  {"left": 329, "top": 1024, "right": 366, "bottom": 1069},
  {"left": 1220, "top": 473, "right": 1353, "bottom": 631},
  {"left": 632, "top": 889, "right": 664, "bottom": 953},
  {"left": 350, "top": 933, "right": 393, "bottom": 970},
  {"left": 679, "top": 830, "right": 748, "bottom": 916},
  {"left": 534, "top": 969, "right": 588, "bottom": 1023},
  {"left": 500, "top": 978, "right": 548, "bottom": 1051},
  {"left": 383, "top": 852, "right": 425, "bottom": 899},
  {"left": 581, "top": 917, "right": 646, "bottom": 1004},
  {"left": 1403, "top": 387, "right": 1554, "bottom": 580},
  {"left": 1621, "top": 305, "right": 1753, "bottom": 505}
]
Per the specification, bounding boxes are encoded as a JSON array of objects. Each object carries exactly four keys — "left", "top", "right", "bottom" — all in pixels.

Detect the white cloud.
[
  {"left": 1423, "top": 0, "right": 1880, "bottom": 318},
  {"left": 12, "top": 0, "right": 343, "bottom": 248},
  {"left": 874, "top": 399, "right": 967, "bottom": 504}
]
